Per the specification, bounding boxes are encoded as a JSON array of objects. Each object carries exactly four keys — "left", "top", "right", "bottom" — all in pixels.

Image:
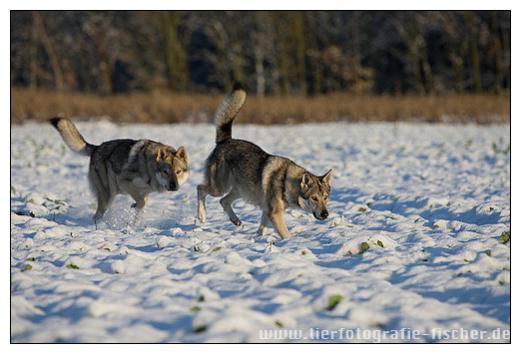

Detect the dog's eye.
[
  {"left": 175, "top": 170, "right": 181, "bottom": 175},
  {"left": 311, "top": 196, "right": 318, "bottom": 202}
]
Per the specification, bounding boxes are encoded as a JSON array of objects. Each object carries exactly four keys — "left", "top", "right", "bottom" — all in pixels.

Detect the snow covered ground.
[{"left": 11, "top": 121, "right": 510, "bottom": 343}]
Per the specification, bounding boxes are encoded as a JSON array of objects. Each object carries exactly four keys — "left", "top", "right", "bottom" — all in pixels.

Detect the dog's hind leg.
[
  {"left": 220, "top": 188, "right": 242, "bottom": 226},
  {"left": 197, "top": 184, "right": 209, "bottom": 223},
  {"left": 90, "top": 167, "right": 112, "bottom": 227},
  {"left": 93, "top": 192, "right": 113, "bottom": 227}
]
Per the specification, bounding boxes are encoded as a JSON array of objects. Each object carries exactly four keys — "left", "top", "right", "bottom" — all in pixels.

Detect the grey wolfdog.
[
  {"left": 197, "top": 83, "right": 332, "bottom": 239},
  {"left": 50, "top": 117, "right": 189, "bottom": 225}
]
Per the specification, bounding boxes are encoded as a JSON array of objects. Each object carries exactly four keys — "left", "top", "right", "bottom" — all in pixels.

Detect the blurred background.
[{"left": 10, "top": 10, "right": 510, "bottom": 124}]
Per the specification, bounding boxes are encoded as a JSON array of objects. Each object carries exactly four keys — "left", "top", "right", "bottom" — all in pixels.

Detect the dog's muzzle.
[
  {"left": 169, "top": 181, "right": 179, "bottom": 191},
  {"left": 314, "top": 210, "right": 329, "bottom": 220}
]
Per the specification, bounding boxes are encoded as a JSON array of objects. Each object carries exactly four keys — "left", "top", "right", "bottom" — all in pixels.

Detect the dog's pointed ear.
[
  {"left": 300, "top": 173, "right": 313, "bottom": 192},
  {"left": 176, "top": 146, "right": 188, "bottom": 162},
  {"left": 321, "top": 169, "right": 333, "bottom": 186}
]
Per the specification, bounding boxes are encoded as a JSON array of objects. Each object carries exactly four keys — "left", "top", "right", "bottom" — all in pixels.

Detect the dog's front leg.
[
  {"left": 268, "top": 209, "right": 291, "bottom": 240},
  {"left": 120, "top": 179, "right": 148, "bottom": 224},
  {"left": 257, "top": 211, "right": 271, "bottom": 236},
  {"left": 130, "top": 194, "right": 148, "bottom": 225},
  {"left": 130, "top": 194, "right": 148, "bottom": 210}
]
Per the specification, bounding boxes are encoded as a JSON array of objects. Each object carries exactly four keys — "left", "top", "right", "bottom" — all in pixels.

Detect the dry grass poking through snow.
[{"left": 11, "top": 88, "right": 509, "bottom": 124}]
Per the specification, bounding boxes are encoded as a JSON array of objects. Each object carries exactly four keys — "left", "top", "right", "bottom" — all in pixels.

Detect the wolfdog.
[
  {"left": 50, "top": 117, "right": 189, "bottom": 225},
  {"left": 197, "top": 83, "right": 332, "bottom": 239}
]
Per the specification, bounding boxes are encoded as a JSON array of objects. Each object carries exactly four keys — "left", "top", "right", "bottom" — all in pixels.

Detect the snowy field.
[{"left": 11, "top": 121, "right": 510, "bottom": 343}]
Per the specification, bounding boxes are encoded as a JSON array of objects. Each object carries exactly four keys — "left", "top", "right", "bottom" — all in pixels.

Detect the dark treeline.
[{"left": 11, "top": 10, "right": 510, "bottom": 96}]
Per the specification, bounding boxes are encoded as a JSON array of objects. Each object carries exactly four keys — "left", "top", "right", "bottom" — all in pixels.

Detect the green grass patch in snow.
[
  {"left": 359, "top": 242, "right": 370, "bottom": 254},
  {"left": 326, "top": 294, "right": 344, "bottom": 311},
  {"left": 499, "top": 231, "right": 510, "bottom": 244}
]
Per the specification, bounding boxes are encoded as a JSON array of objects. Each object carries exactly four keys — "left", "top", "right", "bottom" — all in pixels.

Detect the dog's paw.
[
  {"left": 279, "top": 232, "right": 292, "bottom": 240},
  {"left": 231, "top": 218, "right": 242, "bottom": 227},
  {"left": 197, "top": 208, "right": 206, "bottom": 224},
  {"left": 257, "top": 226, "right": 268, "bottom": 236}
]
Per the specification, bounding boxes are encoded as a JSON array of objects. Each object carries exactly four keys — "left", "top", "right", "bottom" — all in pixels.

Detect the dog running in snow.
[
  {"left": 50, "top": 117, "right": 189, "bottom": 225},
  {"left": 197, "top": 83, "right": 332, "bottom": 239}
]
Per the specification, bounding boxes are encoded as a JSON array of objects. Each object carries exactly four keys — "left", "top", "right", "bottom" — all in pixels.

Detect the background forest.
[{"left": 10, "top": 11, "right": 510, "bottom": 123}]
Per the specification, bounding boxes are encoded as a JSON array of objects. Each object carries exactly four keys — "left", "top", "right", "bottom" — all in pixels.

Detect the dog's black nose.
[
  {"left": 320, "top": 210, "right": 329, "bottom": 219},
  {"left": 169, "top": 182, "right": 178, "bottom": 191}
]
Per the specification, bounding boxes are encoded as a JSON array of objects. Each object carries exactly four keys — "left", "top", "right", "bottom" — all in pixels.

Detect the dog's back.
[{"left": 89, "top": 139, "right": 136, "bottom": 174}]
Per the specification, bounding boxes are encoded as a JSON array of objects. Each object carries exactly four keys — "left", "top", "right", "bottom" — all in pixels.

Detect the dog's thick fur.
[
  {"left": 50, "top": 117, "right": 189, "bottom": 224},
  {"left": 197, "top": 83, "right": 332, "bottom": 239}
]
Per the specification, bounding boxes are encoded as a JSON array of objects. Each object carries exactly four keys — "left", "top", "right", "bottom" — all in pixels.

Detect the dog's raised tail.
[
  {"left": 49, "top": 117, "right": 95, "bottom": 156},
  {"left": 215, "top": 82, "right": 247, "bottom": 143}
]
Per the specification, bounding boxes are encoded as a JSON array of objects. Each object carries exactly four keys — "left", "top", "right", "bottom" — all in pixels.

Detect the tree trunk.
[
  {"left": 465, "top": 12, "right": 482, "bottom": 92},
  {"left": 293, "top": 12, "right": 307, "bottom": 95},
  {"left": 254, "top": 46, "right": 265, "bottom": 97},
  {"left": 350, "top": 12, "right": 361, "bottom": 92},
  {"left": 161, "top": 11, "right": 187, "bottom": 91},
  {"left": 32, "top": 11, "right": 63, "bottom": 91},
  {"left": 29, "top": 13, "right": 39, "bottom": 89},
  {"left": 274, "top": 14, "right": 290, "bottom": 95}
]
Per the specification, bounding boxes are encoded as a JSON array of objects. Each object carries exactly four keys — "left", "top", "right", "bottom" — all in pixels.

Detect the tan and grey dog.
[
  {"left": 50, "top": 117, "right": 189, "bottom": 225},
  {"left": 197, "top": 83, "right": 332, "bottom": 239}
]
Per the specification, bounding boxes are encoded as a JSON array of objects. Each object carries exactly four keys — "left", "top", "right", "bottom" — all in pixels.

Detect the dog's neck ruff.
[{"left": 127, "top": 140, "right": 147, "bottom": 163}]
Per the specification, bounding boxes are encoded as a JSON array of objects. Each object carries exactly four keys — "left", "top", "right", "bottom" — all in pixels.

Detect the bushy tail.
[
  {"left": 49, "top": 117, "right": 95, "bottom": 156},
  {"left": 215, "top": 82, "right": 247, "bottom": 143}
]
